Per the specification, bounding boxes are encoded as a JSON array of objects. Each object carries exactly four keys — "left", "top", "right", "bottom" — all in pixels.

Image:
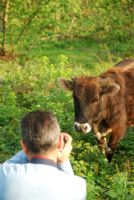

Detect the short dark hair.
[{"left": 21, "top": 110, "right": 60, "bottom": 153}]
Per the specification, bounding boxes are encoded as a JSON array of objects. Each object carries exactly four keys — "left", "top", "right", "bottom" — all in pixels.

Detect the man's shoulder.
[
  {"left": 56, "top": 168, "right": 86, "bottom": 193},
  {"left": 0, "top": 162, "right": 57, "bottom": 174},
  {"left": 0, "top": 162, "right": 85, "bottom": 185},
  {"left": 0, "top": 162, "right": 84, "bottom": 180},
  {"left": 0, "top": 163, "right": 86, "bottom": 200}
]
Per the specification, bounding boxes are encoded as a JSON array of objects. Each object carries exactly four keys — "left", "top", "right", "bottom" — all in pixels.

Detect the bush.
[{"left": 0, "top": 54, "right": 133, "bottom": 199}]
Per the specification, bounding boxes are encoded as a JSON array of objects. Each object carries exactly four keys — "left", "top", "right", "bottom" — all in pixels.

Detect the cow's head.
[{"left": 58, "top": 76, "right": 120, "bottom": 133}]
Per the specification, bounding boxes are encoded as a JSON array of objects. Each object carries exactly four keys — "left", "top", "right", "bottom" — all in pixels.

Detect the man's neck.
[
  {"left": 28, "top": 150, "right": 58, "bottom": 163},
  {"left": 21, "top": 141, "right": 59, "bottom": 163}
]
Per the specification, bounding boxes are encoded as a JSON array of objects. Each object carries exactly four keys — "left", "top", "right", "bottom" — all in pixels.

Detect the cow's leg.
[
  {"left": 101, "top": 128, "right": 112, "bottom": 138},
  {"left": 92, "top": 122, "right": 101, "bottom": 140},
  {"left": 106, "top": 126, "right": 126, "bottom": 163},
  {"left": 98, "top": 128, "right": 112, "bottom": 154},
  {"left": 92, "top": 127, "right": 106, "bottom": 154},
  {"left": 97, "top": 138, "right": 107, "bottom": 154},
  {"left": 92, "top": 123, "right": 112, "bottom": 154},
  {"left": 106, "top": 135, "right": 118, "bottom": 163}
]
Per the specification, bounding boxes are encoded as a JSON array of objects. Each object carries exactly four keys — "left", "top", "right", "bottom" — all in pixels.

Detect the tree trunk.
[{"left": 0, "top": 0, "right": 10, "bottom": 56}]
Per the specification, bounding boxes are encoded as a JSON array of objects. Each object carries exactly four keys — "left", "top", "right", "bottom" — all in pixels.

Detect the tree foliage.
[{"left": 0, "top": 0, "right": 133, "bottom": 55}]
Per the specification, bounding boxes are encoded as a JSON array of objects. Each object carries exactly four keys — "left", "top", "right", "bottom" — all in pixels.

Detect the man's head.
[{"left": 21, "top": 110, "right": 60, "bottom": 155}]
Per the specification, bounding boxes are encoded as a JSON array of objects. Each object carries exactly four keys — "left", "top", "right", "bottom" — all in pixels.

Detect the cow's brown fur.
[
  {"left": 58, "top": 59, "right": 134, "bottom": 162},
  {"left": 114, "top": 58, "right": 134, "bottom": 67}
]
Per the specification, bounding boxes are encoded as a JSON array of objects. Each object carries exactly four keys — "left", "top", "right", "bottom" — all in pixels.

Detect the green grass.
[
  {"left": 0, "top": 38, "right": 134, "bottom": 199},
  {"left": 20, "top": 38, "right": 134, "bottom": 70}
]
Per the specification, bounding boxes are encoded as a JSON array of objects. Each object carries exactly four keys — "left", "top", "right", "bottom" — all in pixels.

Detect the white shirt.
[{"left": 0, "top": 151, "right": 86, "bottom": 200}]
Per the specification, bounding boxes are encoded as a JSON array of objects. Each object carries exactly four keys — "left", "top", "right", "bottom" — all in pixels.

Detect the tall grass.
[{"left": 0, "top": 39, "right": 133, "bottom": 199}]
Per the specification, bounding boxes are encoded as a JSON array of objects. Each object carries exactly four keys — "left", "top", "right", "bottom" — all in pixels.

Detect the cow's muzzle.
[{"left": 74, "top": 122, "right": 91, "bottom": 133}]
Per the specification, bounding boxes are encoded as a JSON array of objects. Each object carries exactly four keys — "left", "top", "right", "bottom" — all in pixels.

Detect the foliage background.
[{"left": 0, "top": 0, "right": 134, "bottom": 199}]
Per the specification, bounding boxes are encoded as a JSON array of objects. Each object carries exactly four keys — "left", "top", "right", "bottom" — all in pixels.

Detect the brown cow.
[
  {"left": 58, "top": 59, "right": 134, "bottom": 162},
  {"left": 114, "top": 58, "right": 134, "bottom": 67}
]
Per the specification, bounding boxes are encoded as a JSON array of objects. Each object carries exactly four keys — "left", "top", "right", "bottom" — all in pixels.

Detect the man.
[{"left": 0, "top": 110, "right": 86, "bottom": 200}]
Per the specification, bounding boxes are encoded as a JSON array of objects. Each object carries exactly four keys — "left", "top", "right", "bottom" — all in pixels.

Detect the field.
[{"left": 0, "top": 38, "right": 134, "bottom": 199}]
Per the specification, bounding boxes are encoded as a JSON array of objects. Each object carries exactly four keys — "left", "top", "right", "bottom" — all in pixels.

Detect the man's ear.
[
  {"left": 57, "top": 134, "right": 64, "bottom": 151},
  {"left": 57, "top": 77, "right": 74, "bottom": 91},
  {"left": 20, "top": 140, "right": 29, "bottom": 155},
  {"left": 99, "top": 77, "right": 120, "bottom": 96}
]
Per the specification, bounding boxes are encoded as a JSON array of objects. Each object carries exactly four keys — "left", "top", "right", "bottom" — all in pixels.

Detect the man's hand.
[{"left": 57, "top": 133, "right": 72, "bottom": 163}]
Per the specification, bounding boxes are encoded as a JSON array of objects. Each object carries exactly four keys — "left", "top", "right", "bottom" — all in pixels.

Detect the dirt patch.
[{"left": 0, "top": 53, "right": 16, "bottom": 61}]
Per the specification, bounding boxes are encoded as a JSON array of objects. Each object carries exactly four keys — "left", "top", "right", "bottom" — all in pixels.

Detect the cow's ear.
[
  {"left": 57, "top": 78, "right": 74, "bottom": 91},
  {"left": 99, "top": 77, "right": 120, "bottom": 96}
]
